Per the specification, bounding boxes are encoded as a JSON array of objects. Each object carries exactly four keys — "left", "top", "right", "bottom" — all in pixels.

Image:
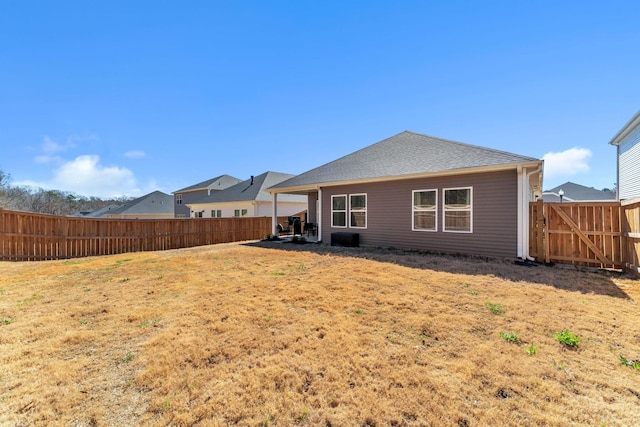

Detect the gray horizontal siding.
[
  {"left": 619, "top": 126, "right": 640, "bottom": 200},
  {"left": 321, "top": 170, "right": 518, "bottom": 258}
]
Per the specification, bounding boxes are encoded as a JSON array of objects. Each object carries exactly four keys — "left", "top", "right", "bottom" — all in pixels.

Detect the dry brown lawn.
[{"left": 1, "top": 240, "right": 640, "bottom": 426}]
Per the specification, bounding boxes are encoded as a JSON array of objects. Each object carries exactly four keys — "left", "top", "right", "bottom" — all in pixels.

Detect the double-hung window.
[
  {"left": 443, "top": 187, "right": 472, "bottom": 232},
  {"left": 412, "top": 189, "right": 437, "bottom": 231},
  {"left": 331, "top": 195, "right": 347, "bottom": 227},
  {"left": 211, "top": 210, "right": 222, "bottom": 218},
  {"left": 349, "top": 194, "right": 367, "bottom": 228},
  {"left": 176, "top": 194, "right": 182, "bottom": 205}
]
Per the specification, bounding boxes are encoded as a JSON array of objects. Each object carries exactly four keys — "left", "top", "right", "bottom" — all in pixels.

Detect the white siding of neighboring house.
[
  {"left": 619, "top": 125, "right": 640, "bottom": 200},
  {"left": 187, "top": 201, "right": 305, "bottom": 218}
]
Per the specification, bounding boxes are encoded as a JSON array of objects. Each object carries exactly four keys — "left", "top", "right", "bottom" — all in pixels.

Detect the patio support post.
[
  {"left": 272, "top": 193, "right": 278, "bottom": 235},
  {"left": 317, "top": 187, "right": 322, "bottom": 242}
]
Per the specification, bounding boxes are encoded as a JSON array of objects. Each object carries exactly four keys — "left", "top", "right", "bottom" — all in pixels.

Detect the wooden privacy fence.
[
  {"left": 0, "top": 209, "right": 289, "bottom": 261},
  {"left": 529, "top": 200, "right": 640, "bottom": 274}
]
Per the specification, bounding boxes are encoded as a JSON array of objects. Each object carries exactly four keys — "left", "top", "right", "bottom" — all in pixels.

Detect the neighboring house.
[
  {"left": 609, "top": 110, "right": 640, "bottom": 201},
  {"left": 186, "top": 171, "right": 307, "bottom": 219},
  {"left": 268, "top": 131, "right": 543, "bottom": 259},
  {"left": 70, "top": 203, "right": 123, "bottom": 218},
  {"left": 104, "top": 191, "right": 174, "bottom": 219},
  {"left": 542, "top": 182, "right": 616, "bottom": 202},
  {"left": 172, "top": 175, "right": 242, "bottom": 218}
]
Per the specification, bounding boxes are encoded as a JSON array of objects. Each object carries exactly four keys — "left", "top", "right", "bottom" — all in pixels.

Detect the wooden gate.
[{"left": 529, "top": 200, "right": 624, "bottom": 269}]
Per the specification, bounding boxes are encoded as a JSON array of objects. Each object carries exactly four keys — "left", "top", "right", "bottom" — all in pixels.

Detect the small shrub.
[
  {"left": 553, "top": 329, "right": 580, "bottom": 347},
  {"left": 500, "top": 331, "right": 521, "bottom": 343},
  {"left": 485, "top": 302, "right": 504, "bottom": 314},
  {"left": 619, "top": 355, "right": 640, "bottom": 370},
  {"left": 264, "top": 234, "right": 280, "bottom": 241}
]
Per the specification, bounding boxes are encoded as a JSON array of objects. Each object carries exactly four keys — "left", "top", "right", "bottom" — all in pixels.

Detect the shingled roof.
[
  {"left": 107, "top": 191, "right": 174, "bottom": 215},
  {"left": 173, "top": 174, "right": 241, "bottom": 193},
  {"left": 189, "top": 171, "right": 306, "bottom": 204},
  {"left": 543, "top": 182, "right": 615, "bottom": 202},
  {"left": 269, "top": 131, "right": 539, "bottom": 191}
]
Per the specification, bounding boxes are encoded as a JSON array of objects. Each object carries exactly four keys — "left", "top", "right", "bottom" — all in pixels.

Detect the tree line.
[{"left": 0, "top": 169, "right": 131, "bottom": 216}]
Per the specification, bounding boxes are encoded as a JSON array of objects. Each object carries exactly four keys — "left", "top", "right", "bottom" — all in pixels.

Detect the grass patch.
[{"left": 0, "top": 244, "right": 639, "bottom": 426}]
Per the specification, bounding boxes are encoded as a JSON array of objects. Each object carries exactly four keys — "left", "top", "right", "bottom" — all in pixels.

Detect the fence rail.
[
  {"left": 529, "top": 200, "right": 639, "bottom": 275},
  {"left": 0, "top": 209, "right": 288, "bottom": 261}
]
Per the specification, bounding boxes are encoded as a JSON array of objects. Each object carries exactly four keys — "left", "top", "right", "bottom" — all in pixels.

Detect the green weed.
[
  {"left": 525, "top": 343, "right": 538, "bottom": 356},
  {"left": 500, "top": 331, "right": 521, "bottom": 343},
  {"left": 122, "top": 353, "right": 134, "bottom": 363},
  {"left": 485, "top": 302, "right": 503, "bottom": 314},
  {"left": 553, "top": 329, "right": 580, "bottom": 347},
  {"left": 297, "top": 407, "right": 309, "bottom": 423},
  {"left": 619, "top": 355, "right": 640, "bottom": 370},
  {"left": 1, "top": 318, "right": 14, "bottom": 326}
]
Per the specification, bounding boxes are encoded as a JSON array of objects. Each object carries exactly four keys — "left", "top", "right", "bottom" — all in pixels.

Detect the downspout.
[
  {"left": 524, "top": 165, "right": 542, "bottom": 261},
  {"left": 517, "top": 166, "right": 524, "bottom": 259}
]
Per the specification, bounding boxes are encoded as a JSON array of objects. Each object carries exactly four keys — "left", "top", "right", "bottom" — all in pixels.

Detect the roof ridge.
[{"left": 403, "top": 130, "right": 538, "bottom": 161}]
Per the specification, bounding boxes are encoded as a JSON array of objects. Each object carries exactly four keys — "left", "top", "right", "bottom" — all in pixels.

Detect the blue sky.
[{"left": 1, "top": 1, "right": 638, "bottom": 198}]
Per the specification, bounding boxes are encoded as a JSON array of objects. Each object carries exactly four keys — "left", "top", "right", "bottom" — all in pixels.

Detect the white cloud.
[
  {"left": 50, "top": 155, "right": 139, "bottom": 198},
  {"left": 34, "top": 136, "right": 75, "bottom": 164},
  {"left": 124, "top": 150, "right": 147, "bottom": 159},
  {"left": 542, "top": 147, "right": 592, "bottom": 180},
  {"left": 17, "top": 155, "right": 144, "bottom": 198}
]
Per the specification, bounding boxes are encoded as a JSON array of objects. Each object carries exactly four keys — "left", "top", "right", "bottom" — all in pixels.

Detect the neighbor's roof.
[
  {"left": 542, "top": 182, "right": 616, "bottom": 202},
  {"left": 609, "top": 111, "right": 640, "bottom": 146},
  {"left": 188, "top": 172, "right": 307, "bottom": 204},
  {"left": 269, "top": 131, "right": 540, "bottom": 191},
  {"left": 107, "top": 191, "right": 174, "bottom": 215},
  {"left": 71, "top": 203, "right": 123, "bottom": 218},
  {"left": 173, "top": 174, "right": 241, "bottom": 193}
]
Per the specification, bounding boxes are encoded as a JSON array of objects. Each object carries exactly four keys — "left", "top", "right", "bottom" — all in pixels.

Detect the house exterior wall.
[
  {"left": 174, "top": 190, "right": 207, "bottom": 218},
  {"left": 319, "top": 170, "right": 518, "bottom": 258},
  {"left": 188, "top": 201, "right": 306, "bottom": 218},
  {"left": 618, "top": 125, "right": 640, "bottom": 200}
]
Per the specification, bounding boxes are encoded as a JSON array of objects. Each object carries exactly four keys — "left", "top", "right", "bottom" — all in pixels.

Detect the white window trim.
[
  {"left": 349, "top": 193, "right": 367, "bottom": 229},
  {"left": 443, "top": 186, "right": 473, "bottom": 233},
  {"left": 412, "top": 189, "right": 438, "bottom": 232},
  {"left": 331, "top": 194, "right": 348, "bottom": 228}
]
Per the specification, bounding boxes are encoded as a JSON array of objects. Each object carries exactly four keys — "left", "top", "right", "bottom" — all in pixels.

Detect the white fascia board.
[{"left": 609, "top": 111, "right": 640, "bottom": 146}]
